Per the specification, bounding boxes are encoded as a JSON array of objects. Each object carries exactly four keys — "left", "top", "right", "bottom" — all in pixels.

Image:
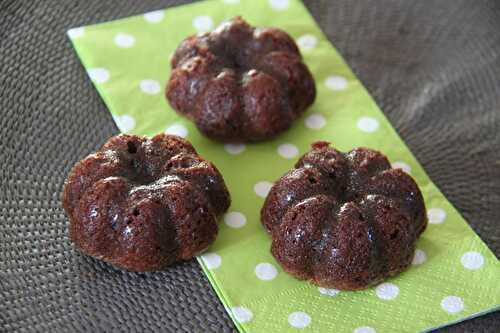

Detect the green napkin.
[{"left": 68, "top": 0, "right": 499, "bottom": 331}]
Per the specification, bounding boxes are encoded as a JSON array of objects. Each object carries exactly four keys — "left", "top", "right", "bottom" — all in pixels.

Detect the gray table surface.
[{"left": 1, "top": 0, "right": 498, "bottom": 332}]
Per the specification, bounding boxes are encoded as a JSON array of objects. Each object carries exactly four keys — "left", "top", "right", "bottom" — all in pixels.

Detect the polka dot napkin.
[{"left": 68, "top": 0, "right": 500, "bottom": 331}]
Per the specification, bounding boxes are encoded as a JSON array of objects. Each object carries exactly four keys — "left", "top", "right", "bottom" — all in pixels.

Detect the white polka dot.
[
  {"left": 412, "top": 249, "right": 427, "bottom": 265},
  {"left": 224, "top": 143, "right": 246, "bottom": 155},
  {"left": 224, "top": 212, "right": 247, "bottom": 228},
  {"left": 254, "top": 181, "right": 273, "bottom": 198},
  {"left": 354, "top": 327, "right": 376, "bottom": 333},
  {"left": 114, "top": 33, "right": 135, "bottom": 48},
  {"left": 288, "top": 312, "right": 311, "bottom": 329},
  {"left": 231, "top": 306, "right": 253, "bottom": 323},
  {"left": 392, "top": 161, "right": 412, "bottom": 174},
  {"left": 305, "top": 113, "right": 326, "bottom": 130},
  {"left": 68, "top": 27, "right": 84, "bottom": 39},
  {"left": 87, "top": 68, "right": 110, "bottom": 84},
  {"left": 375, "top": 283, "right": 399, "bottom": 300},
  {"left": 357, "top": 117, "right": 379, "bottom": 133},
  {"left": 325, "top": 75, "right": 348, "bottom": 91},
  {"left": 139, "top": 79, "right": 161, "bottom": 95},
  {"left": 144, "top": 10, "right": 165, "bottom": 23},
  {"left": 112, "top": 114, "right": 136, "bottom": 133},
  {"left": 461, "top": 251, "right": 484, "bottom": 270},
  {"left": 297, "top": 34, "right": 317, "bottom": 51},
  {"left": 223, "top": 0, "right": 240, "bottom": 4},
  {"left": 255, "top": 262, "right": 278, "bottom": 281},
  {"left": 201, "top": 252, "right": 221, "bottom": 269},
  {"left": 193, "top": 16, "right": 213, "bottom": 32},
  {"left": 427, "top": 208, "right": 446, "bottom": 224},
  {"left": 269, "top": 0, "right": 289, "bottom": 11},
  {"left": 165, "top": 124, "right": 188, "bottom": 138},
  {"left": 318, "top": 287, "right": 340, "bottom": 296},
  {"left": 278, "top": 143, "right": 299, "bottom": 159},
  {"left": 441, "top": 296, "right": 464, "bottom": 314}
]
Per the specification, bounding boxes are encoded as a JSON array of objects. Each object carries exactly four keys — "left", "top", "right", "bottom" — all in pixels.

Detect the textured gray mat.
[{"left": 1, "top": 0, "right": 499, "bottom": 332}]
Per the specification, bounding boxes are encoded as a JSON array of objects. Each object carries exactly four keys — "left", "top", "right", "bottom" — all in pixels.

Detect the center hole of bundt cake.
[
  {"left": 225, "top": 58, "right": 250, "bottom": 74},
  {"left": 216, "top": 46, "right": 254, "bottom": 75},
  {"left": 127, "top": 141, "right": 137, "bottom": 154},
  {"left": 125, "top": 143, "right": 157, "bottom": 184},
  {"left": 129, "top": 161, "right": 155, "bottom": 185}
]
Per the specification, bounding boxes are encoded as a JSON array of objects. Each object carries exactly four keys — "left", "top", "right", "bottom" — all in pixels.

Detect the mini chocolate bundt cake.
[
  {"left": 261, "top": 142, "right": 427, "bottom": 290},
  {"left": 62, "top": 134, "right": 230, "bottom": 271},
  {"left": 166, "top": 16, "right": 316, "bottom": 142}
]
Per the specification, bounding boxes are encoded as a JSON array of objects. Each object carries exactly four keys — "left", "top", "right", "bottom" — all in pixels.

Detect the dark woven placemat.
[{"left": 1, "top": 0, "right": 498, "bottom": 332}]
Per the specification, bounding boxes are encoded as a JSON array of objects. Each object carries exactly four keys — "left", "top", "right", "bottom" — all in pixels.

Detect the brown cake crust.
[
  {"left": 166, "top": 16, "right": 316, "bottom": 142},
  {"left": 261, "top": 142, "right": 427, "bottom": 290},
  {"left": 62, "top": 134, "right": 230, "bottom": 271}
]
